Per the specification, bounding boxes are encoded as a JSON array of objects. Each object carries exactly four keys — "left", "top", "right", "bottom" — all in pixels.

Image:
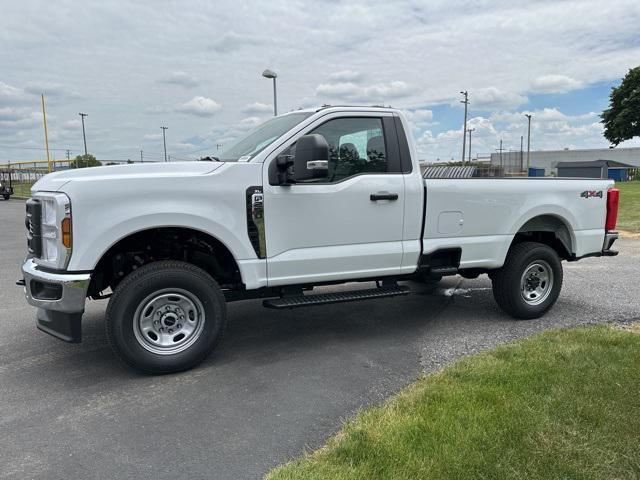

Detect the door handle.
[{"left": 370, "top": 192, "right": 399, "bottom": 201}]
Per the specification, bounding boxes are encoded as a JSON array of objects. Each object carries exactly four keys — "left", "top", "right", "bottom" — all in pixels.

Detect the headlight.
[{"left": 31, "top": 192, "right": 72, "bottom": 270}]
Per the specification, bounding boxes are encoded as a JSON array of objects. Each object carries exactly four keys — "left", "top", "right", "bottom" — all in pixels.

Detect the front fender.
[{"left": 60, "top": 163, "right": 263, "bottom": 271}]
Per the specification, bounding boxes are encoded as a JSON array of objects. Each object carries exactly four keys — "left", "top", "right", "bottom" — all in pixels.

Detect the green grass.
[
  {"left": 616, "top": 181, "right": 640, "bottom": 233},
  {"left": 10, "top": 181, "right": 34, "bottom": 198},
  {"left": 268, "top": 326, "right": 640, "bottom": 480}
]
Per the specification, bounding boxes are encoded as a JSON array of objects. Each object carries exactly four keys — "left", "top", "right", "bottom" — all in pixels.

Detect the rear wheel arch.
[{"left": 511, "top": 214, "right": 574, "bottom": 260}]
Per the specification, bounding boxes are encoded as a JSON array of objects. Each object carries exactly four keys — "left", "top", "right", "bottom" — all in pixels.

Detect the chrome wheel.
[
  {"left": 520, "top": 260, "right": 554, "bottom": 306},
  {"left": 133, "top": 288, "right": 205, "bottom": 355}
]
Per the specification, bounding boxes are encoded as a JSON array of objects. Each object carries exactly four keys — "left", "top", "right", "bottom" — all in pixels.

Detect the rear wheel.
[
  {"left": 2, "top": 194, "right": 9, "bottom": 200},
  {"left": 491, "top": 242, "right": 563, "bottom": 319},
  {"left": 106, "top": 260, "right": 226, "bottom": 374}
]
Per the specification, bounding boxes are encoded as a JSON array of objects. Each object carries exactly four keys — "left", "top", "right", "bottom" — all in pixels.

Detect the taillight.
[{"left": 605, "top": 188, "right": 619, "bottom": 231}]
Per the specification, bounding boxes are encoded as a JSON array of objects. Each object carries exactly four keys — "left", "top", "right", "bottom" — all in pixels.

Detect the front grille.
[{"left": 25, "top": 198, "right": 42, "bottom": 258}]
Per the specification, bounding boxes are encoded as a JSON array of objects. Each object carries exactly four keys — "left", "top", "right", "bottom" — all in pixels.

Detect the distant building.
[
  {"left": 490, "top": 146, "right": 640, "bottom": 175},
  {"left": 556, "top": 160, "right": 636, "bottom": 180}
]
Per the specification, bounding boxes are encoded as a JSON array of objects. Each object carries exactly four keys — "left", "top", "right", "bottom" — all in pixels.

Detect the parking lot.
[{"left": 1, "top": 198, "right": 639, "bottom": 480}]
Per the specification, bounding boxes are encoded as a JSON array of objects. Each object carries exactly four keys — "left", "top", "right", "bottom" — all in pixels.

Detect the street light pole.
[
  {"left": 161, "top": 126, "right": 168, "bottom": 162},
  {"left": 525, "top": 114, "right": 532, "bottom": 173},
  {"left": 467, "top": 128, "right": 475, "bottom": 164},
  {"left": 460, "top": 91, "right": 469, "bottom": 163},
  {"left": 79, "top": 113, "right": 88, "bottom": 156},
  {"left": 262, "top": 69, "right": 278, "bottom": 116}
]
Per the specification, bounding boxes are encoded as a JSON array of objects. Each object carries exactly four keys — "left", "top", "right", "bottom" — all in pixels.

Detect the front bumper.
[{"left": 21, "top": 258, "right": 91, "bottom": 342}]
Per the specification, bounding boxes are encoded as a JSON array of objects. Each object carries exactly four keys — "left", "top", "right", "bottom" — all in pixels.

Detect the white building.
[{"left": 490, "top": 147, "right": 640, "bottom": 175}]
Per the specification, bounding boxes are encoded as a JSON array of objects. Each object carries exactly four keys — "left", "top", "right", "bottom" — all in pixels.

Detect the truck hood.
[{"left": 32, "top": 161, "right": 224, "bottom": 193}]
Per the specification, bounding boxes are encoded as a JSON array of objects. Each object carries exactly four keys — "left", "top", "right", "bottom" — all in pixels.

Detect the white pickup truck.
[{"left": 20, "top": 106, "right": 620, "bottom": 373}]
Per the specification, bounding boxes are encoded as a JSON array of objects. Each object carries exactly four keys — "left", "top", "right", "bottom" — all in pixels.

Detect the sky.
[{"left": 1, "top": 0, "right": 639, "bottom": 164}]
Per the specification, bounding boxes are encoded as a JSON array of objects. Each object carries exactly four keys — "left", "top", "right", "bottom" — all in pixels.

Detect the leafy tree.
[
  {"left": 70, "top": 154, "right": 101, "bottom": 168},
  {"left": 601, "top": 66, "right": 640, "bottom": 146}
]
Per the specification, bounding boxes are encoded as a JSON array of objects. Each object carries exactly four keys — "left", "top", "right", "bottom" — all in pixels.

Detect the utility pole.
[
  {"left": 140, "top": 150, "right": 144, "bottom": 163},
  {"left": 520, "top": 135, "right": 524, "bottom": 173},
  {"left": 467, "top": 128, "right": 475, "bottom": 164},
  {"left": 79, "top": 113, "right": 88, "bottom": 156},
  {"left": 525, "top": 113, "right": 532, "bottom": 173},
  {"left": 161, "top": 126, "right": 168, "bottom": 162},
  {"left": 460, "top": 91, "right": 469, "bottom": 163},
  {"left": 498, "top": 139, "right": 504, "bottom": 170}
]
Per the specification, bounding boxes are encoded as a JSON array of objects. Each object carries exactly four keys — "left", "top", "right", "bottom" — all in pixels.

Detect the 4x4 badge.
[{"left": 580, "top": 190, "right": 603, "bottom": 198}]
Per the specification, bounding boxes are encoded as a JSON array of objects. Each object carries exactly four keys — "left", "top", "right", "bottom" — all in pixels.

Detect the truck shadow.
[{"left": 15, "top": 278, "right": 501, "bottom": 381}]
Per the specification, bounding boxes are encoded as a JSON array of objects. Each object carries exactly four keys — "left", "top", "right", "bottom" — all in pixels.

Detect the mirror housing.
[{"left": 293, "top": 134, "right": 329, "bottom": 182}]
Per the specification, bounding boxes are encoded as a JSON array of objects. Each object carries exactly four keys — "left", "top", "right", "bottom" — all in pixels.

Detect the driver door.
[{"left": 262, "top": 112, "right": 406, "bottom": 286}]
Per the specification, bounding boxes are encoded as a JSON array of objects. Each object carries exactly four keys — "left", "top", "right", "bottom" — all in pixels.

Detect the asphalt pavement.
[{"left": 1, "top": 198, "right": 639, "bottom": 479}]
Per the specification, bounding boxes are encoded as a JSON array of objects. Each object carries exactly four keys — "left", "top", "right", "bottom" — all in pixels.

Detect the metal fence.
[
  {"left": 491, "top": 151, "right": 528, "bottom": 175},
  {"left": 421, "top": 164, "right": 507, "bottom": 179},
  {"left": 0, "top": 160, "right": 73, "bottom": 197}
]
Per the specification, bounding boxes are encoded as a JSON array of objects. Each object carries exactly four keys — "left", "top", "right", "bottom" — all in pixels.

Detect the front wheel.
[
  {"left": 491, "top": 242, "right": 563, "bottom": 319},
  {"left": 2, "top": 194, "right": 9, "bottom": 200},
  {"left": 105, "top": 260, "right": 226, "bottom": 374}
]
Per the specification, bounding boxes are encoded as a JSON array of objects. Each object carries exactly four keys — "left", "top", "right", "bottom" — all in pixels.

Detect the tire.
[
  {"left": 491, "top": 242, "right": 563, "bottom": 320},
  {"left": 2, "top": 194, "right": 9, "bottom": 200},
  {"left": 105, "top": 260, "right": 227, "bottom": 374}
]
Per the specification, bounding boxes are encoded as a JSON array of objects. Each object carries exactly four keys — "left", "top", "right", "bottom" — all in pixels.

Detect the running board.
[
  {"left": 430, "top": 266, "right": 458, "bottom": 275},
  {"left": 263, "top": 285, "right": 410, "bottom": 309}
]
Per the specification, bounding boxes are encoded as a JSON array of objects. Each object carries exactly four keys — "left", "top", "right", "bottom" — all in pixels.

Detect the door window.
[{"left": 309, "top": 117, "right": 388, "bottom": 182}]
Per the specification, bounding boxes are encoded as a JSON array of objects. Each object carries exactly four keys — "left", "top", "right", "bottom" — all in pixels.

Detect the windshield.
[{"left": 217, "top": 112, "right": 312, "bottom": 161}]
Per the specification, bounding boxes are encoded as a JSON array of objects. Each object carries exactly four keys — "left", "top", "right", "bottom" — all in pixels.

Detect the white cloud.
[
  {"left": 209, "top": 31, "right": 262, "bottom": 53},
  {"left": 0, "top": 82, "right": 27, "bottom": 105},
  {"left": 472, "top": 87, "right": 528, "bottom": 111},
  {"left": 23, "top": 81, "right": 80, "bottom": 99},
  {"left": 416, "top": 107, "right": 623, "bottom": 163},
  {"left": 328, "top": 70, "right": 363, "bottom": 83},
  {"left": 316, "top": 80, "right": 416, "bottom": 102},
  {"left": 0, "top": 108, "right": 42, "bottom": 135},
  {"left": 236, "top": 116, "right": 262, "bottom": 130},
  {"left": 241, "top": 102, "right": 272, "bottom": 114},
  {"left": 1, "top": 0, "right": 640, "bottom": 160},
  {"left": 404, "top": 108, "right": 436, "bottom": 133},
  {"left": 176, "top": 96, "right": 221, "bottom": 117},
  {"left": 531, "top": 75, "right": 583, "bottom": 94},
  {"left": 158, "top": 71, "right": 199, "bottom": 88}
]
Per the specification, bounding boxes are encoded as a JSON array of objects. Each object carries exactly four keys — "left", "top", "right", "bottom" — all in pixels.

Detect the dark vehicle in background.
[{"left": 0, "top": 169, "right": 14, "bottom": 200}]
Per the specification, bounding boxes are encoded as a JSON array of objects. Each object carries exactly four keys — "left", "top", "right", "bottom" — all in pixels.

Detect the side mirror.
[{"left": 293, "top": 134, "right": 329, "bottom": 182}]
